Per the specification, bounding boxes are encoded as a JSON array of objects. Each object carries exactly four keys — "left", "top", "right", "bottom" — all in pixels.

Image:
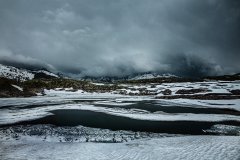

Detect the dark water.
[
  {"left": 5, "top": 110, "right": 240, "bottom": 135},
  {"left": 1, "top": 100, "right": 239, "bottom": 135}
]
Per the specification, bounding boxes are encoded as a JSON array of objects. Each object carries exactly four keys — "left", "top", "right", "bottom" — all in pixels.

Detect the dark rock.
[
  {"left": 151, "top": 85, "right": 156, "bottom": 88},
  {"left": 230, "top": 89, "right": 240, "bottom": 95},
  {"left": 162, "top": 89, "right": 172, "bottom": 95},
  {"left": 176, "top": 88, "right": 208, "bottom": 94},
  {"left": 33, "top": 72, "right": 57, "bottom": 79}
]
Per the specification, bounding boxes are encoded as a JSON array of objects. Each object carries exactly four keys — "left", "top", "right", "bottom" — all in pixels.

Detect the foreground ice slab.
[{"left": 1, "top": 136, "right": 239, "bottom": 160}]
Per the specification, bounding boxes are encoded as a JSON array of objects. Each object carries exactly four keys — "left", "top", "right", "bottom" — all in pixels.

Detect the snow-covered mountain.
[
  {"left": 129, "top": 73, "right": 178, "bottom": 80},
  {"left": 0, "top": 63, "right": 184, "bottom": 83},
  {"left": 0, "top": 64, "right": 59, "bottom": 81},
  {"left": 77, "top": 73, "right": 179, "bottom": 83},
  {"left": 80, "top": 76, "right": 129, "bottom": 83}
]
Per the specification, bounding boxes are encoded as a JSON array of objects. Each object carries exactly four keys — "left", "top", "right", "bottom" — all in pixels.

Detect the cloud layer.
[{"left": 0, "top": 0, "right": 239, "bottom": 77}]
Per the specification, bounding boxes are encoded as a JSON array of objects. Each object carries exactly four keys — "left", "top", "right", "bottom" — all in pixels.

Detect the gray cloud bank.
[{"left": 0, "top": 0, "right": 239, "bottom": 77}]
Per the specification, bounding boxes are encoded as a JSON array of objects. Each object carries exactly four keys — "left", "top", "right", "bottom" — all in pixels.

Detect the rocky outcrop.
[
  {"left": 176, "top": 88, "right": 209, "bottom": 94},
  {"left": 162, "top": 89, "right": 172, "bottom": 95},
  {"left": 0, "top": 77, "right": 36, "bottom": 97},
  {"left": 230, "top": 89, "right": 240, "bottom": 95}
]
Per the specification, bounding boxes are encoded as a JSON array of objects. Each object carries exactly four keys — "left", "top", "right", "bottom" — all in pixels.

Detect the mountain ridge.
[{"left": 0, "top": 64, "right": 59, "bottom": 82}]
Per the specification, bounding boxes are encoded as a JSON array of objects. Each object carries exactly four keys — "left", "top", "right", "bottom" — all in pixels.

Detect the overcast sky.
[{"left": 0, "top": 0, "right": 239, "bottom": 77}]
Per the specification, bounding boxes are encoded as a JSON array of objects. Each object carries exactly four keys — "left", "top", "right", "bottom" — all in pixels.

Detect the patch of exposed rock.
[
  {"left": 176, "top": 88, "right": 209, "bottom": 94},
  {"left": 0, "top": 77, "right": 36, "bottom": 97},
  {"left": 230, "top": 89, "right": 240, "bottom": 95},
  {"left": 162, "top": 89, "right": 172, "bottom": 95}
]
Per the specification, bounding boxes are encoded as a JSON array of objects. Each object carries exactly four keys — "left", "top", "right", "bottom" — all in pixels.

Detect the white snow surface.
[
  {"left": 1, "top": 136, "right": 239, "bottom": 160},
  {"left": 116, "top": 81, "right": 240, "bottom": 96},
  {"left": 43, "top": 89, "right": 132, "bottom": 99}
]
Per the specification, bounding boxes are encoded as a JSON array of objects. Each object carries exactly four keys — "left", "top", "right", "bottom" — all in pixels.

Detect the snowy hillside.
[
  {"left": 0, "top": 64, "right": 59, "bottom": 81},
  {"left": 0, "top": 64, "right": 34, "bottom": 81}
]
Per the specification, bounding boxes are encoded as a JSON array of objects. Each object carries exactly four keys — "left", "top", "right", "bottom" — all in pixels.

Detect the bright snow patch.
[{"left": 11, "top": 85, "right": 23, "bottom": 91}]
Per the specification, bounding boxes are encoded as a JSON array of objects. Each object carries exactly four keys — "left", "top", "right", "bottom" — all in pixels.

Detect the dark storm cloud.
[{"left": 0, "top": 0, "right": 239, "bottom": 77}]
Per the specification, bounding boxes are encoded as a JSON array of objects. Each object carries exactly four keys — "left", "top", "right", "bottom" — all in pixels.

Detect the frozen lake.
[{"left": 0, "top": 92, "right": 240, "bottom": 159}]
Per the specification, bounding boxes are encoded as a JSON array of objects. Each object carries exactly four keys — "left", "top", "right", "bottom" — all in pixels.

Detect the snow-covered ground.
[
  {"left": 0, "top": 82, "right": 240, "bottom": 160},
  {"left": 116, "top": 80, "right": 240, "bottom": 96},
  {"left": 1, "top": 136, "right": 239, "bottom": 160}
]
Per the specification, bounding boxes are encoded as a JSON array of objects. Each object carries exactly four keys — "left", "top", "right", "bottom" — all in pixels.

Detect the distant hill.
[
  {"left": 80, "top": 73, "right": 179, "bottom": 83},
  {"left": 80, "top": 76, "right": 128, "bottom": 83},
  {"left": 129, "top": 73, "right": 178, "bottom": 80},
  {"left": 204, "top": 73, "right": 240, "bottom": 81}
]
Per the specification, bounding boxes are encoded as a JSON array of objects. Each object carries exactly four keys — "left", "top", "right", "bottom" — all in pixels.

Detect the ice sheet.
[{"left": 1, "top": 136, "right": 239, "bottom": 160}]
